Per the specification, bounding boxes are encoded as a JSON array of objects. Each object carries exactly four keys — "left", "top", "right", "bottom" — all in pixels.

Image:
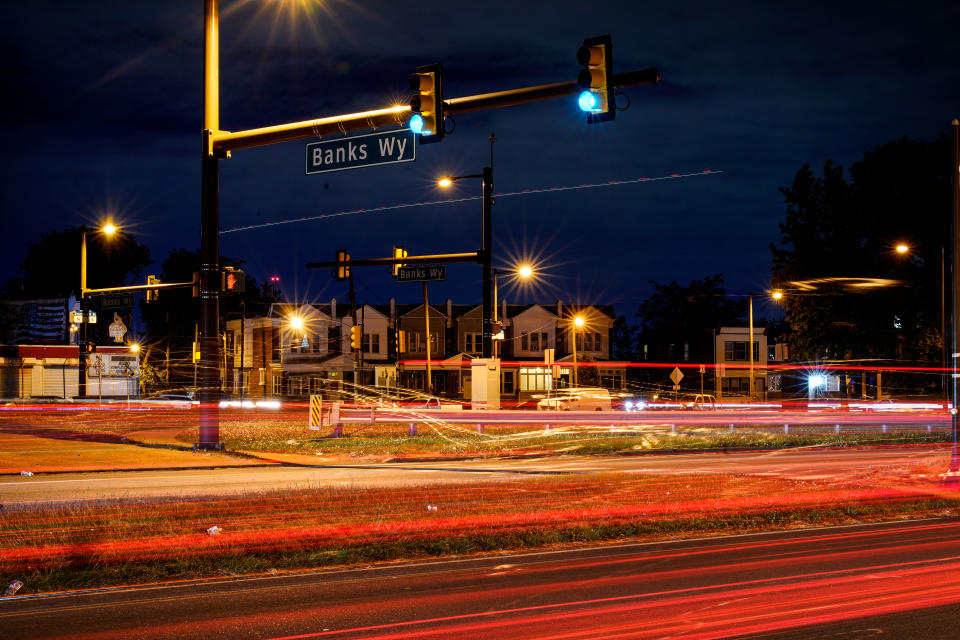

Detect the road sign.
[
  {"left": 669, "top": 367, "right": 684, "bottom": 385},
  {"left": 70, "top": 311, "right": 97, "bottom": 324},
  {"left": 96, "top": 293, "right": 135, "bottom": 309},
  {"left": 672, "top": 384, "right": 681, "bottom": 391},
  {"left": 396, "top": 264, "right": 446, "bottom": 282},
  {"left": 306, "top": 129, "right": 415, "bottom": 174}
]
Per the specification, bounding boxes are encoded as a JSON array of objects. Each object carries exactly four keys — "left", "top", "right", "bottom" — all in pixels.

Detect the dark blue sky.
[{"left": 3, "top": 1, "right": 958, "bottom": 318}]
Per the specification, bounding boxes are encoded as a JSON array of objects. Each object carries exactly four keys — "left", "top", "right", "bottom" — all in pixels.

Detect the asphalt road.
[
  {"left": 2, "top": 518, "right": 958, "bottom": 639},
  {"left": 1, "top": 446, "right": 945, "bottom": 507}
]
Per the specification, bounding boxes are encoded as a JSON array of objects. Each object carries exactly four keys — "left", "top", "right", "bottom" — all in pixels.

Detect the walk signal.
[
  {"left": 146, "top": 275, "right": 160, "bottom": 302},
  {"left": 409, "top": 64, "right": 444, "bottom": 143},
  {"left": 577, "top": 35, "right": 614, "bottom": 123},
  {"left": 222, "top": 266, "right": 246, "bottom": 294},
  {"left": 350, "top": 325, "right": 362, "bottom": 350},
  {"left": 391, "top": 245, "right": 407, "bottom": 278},
  {"left": 335, "top": 249, "right": 350, "bottom": 281}
]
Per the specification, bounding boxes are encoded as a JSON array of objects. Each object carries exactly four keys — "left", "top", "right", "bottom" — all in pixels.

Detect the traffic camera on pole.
[
  {"left": 350, "top": 325, "right": 362, "bottom": 350},
  {"left": 391, "top": 246, "right": 407, "bottom": 278},
  {"left": 409, "top": 64, "right": 444, "bottom": 143},
  {"left": 577, "top": 35, "right": 614, "bottom": 123},
  {"left": 335, "top": 250, "right": 351, "bottom": 281}
]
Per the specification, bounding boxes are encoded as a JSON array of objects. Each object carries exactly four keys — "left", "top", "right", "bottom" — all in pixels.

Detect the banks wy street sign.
[
  {"left": 306, "top": 129, "right": 415, "bottom": 174},
  {"left": 396, "top": 265, "right": 446, "bottom": 282}
]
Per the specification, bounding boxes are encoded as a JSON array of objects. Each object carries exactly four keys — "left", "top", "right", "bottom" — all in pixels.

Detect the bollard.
[
  {"left": 784, "top": 424, "right": 789, "bottom": 434},
  {"left": 477, "top": 424, "right": 485, "bottom": 434},
  {"left": 545, "top": 424, "right": 551, "bottom": 432},
  {"left": 670, "top": 424, "right": 677, "bottom": 434},
  {"left": 729, "top": 423, "right": 735, "bottom": 433},
  {"left": 408, "top": 423, "right": 417, "bottom": 437},
  {"left": 927, "top": 424, "right": 933, "bottom": 433},
  {"left": 882, "top": 424, "right": 888, "bottom": 433},
  {"left": 835, "top": 424, "right": 841, "bottom": 434}
]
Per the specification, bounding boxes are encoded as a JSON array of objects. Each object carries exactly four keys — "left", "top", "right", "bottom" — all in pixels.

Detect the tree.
[
  {"left": 771, "top": 135, "right": 950, "bottom": 363},
  {"left": 610, "top": 314, "right": 637, "bottom": 361},
  {"left": 635, "top": 275, "right": 745, "bottom": 363},
  {"left": 2, "top": 226, "right": 152, "bottom": 300}
]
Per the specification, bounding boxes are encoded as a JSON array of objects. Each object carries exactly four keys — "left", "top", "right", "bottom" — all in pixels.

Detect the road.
[
  {"left": 1, "top": 446, "right": 946, "bottom": 506},
  {"left": 2, "top": 518, "right": 958, "bottom": 639}
]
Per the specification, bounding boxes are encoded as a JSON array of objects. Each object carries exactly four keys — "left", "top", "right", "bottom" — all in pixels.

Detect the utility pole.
[
  {"left": 423, "top": 282, "right": 432, "bottom": 394},
  {"left": 949, "top": 117, "right": 960, "bottom": 481},
  {"left": 481, "top": 166, "right": 493, "bottom": 358}
]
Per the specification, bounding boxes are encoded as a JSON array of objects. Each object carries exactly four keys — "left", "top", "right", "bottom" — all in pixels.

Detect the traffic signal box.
[
  {"left": 335, "top": 249, "right": 351, "bottom": 281},
  {"left": 409, "top": 64, "right": 444, "bottom": 143},
  {"left": 577, "top": 34, "right": 614, "bottom": 123},
  {"left": 388, "top": 328, "right": 406, "bottom": 357},
  {"left": 349, "top": 325, "right": 362, "bottom": 350},
  {"left": 192, "top": 272, "right": 200, "bottom": 298},
  {"left": 391, "top": 246, "right": 407, "bottom": 278}
]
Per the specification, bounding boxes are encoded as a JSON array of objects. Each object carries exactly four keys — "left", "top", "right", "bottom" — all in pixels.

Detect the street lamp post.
[
  {"left": 78, "top": 222, "right": 117, "bottom": 398},
  {"left": 437, "top": 167, "right": 494, "bottom": 357},
  {"left": 572, "top": 315, "right": 585, "bottom": 387},
  {"left": 492, "top": 264, "right": 534, "bottom": 359}
]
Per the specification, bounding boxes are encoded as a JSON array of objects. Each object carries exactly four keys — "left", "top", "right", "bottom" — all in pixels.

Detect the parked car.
[
  {"left": 537, "top": 387, "right": 612, "bottom": 411},
  {"left": 685, "top": 393, "right": 716, "bottom": 410}
]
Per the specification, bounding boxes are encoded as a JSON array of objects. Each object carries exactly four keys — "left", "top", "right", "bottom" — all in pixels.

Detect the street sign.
[
  {"left": 96, "top": 294, "right": 135, "bottom": 309},
  {"left": 70, "top": 311, "right": 97, "bottom": 324},
  {"left": 396, "top": 264, "right": 446, "bottom": 282},
  {"left": 306, "top": 129, "right": 415, "bottom": 174},
  {"left": 669, "top": 367, "right": 684, "bottom": 385},
  {"left": 672, "top": 384, "right": 681, "bottom": 390}
]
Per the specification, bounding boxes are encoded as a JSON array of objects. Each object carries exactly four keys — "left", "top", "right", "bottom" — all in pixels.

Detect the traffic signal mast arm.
[
  {"left": 81, "top": 281, "right": 195, "bottom": 295},
  {"left": 307, "top": 251, "right": 480, "bottom": 270},
  {"left": 209, "top": 67, "right": 659, "bottom": 156}
]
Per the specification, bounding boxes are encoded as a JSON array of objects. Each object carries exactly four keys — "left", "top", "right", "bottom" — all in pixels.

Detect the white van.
[{"left": 537, "top": 387, "right": 612, "bottom": 411}]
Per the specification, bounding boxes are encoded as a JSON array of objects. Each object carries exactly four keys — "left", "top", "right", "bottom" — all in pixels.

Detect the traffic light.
[
  {"left": 350, "top": 325, "right": 362, "bottom": 350},
  {"left": 576, "top": 34, "right": 614, "bottom": 123},
  {"left": 391, "top": 245, "right": 407, "bottom": 278},
  {"left": 192, "top": 272, "right": 200, "bottom": 298},
  {"left": 335, "top": 249, "right": 351, "bottom": 281},
  {"left": 85, "top": 342, "right": 97, "bottom": 354},
  {"left": 221, "top": 266, "right": 247, "bottom": 294},
  {"left": 409, "top": 63, "right": 444, "bottom": 143},
  {"left": 146, "top": 275, "right": 160, "bottom": 302}
]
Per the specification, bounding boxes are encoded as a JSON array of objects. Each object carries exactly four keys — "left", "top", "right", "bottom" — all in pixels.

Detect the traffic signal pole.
[
  {"left": 949, "top": 117, "right": 960, "bottom": 481},
  {"left": 200, "top": 0, "right": 221, "bottom": 449}
]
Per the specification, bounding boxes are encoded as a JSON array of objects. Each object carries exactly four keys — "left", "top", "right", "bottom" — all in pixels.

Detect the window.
[
  {"left": 724, "top": 341, "right": 759, "bottom": 361},
  {"left": 503, "top": 371, "right": 515, "bottom": 394},
  {"left": 521, "top": 333, "right": 528, "bottom": 351},
  {"left": 530, "top": 332, "right": 540, "bottom": 351},
  {"left": 768, "top": 344, "right": 777, "bottom": 360},
  {"left": 465, "top": 332, "right": 481, "bottom": 354},
  {"left": 271, "top": 375, "right": 282, "bottom": 395},
  {"left": 408, "top": 332, "right": 423, "bottom": 353},
  {"left": 593, "top": 333, "right": 602, "bottom": 352},
  {"left": 258, "top": 368, "right": 266, "bottom": 385},
  {"left": 362, "top": 333, "right": 380, "bottom": 354},
  {"left": 519, "top": 367, "right": 553, "bottom": 391}
]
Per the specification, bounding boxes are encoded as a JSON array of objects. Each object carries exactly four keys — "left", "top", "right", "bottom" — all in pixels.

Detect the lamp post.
[
  {"left": 492, "top": 264, "right": 534, "bottom": 359},
  {"left": 571, "top": 315, "right": 585, "bottom": 387},
  {"left": 437, "top": 168, "right": 494, "bottom": 357},
  {"left": 78, "top": 222, "right": 117, "bottom": 398}
]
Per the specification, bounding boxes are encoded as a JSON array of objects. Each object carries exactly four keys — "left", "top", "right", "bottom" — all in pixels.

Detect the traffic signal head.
[
  {"left": 221, "top": 266, "right": 247, "bottom": 294},
  {"left": 391, "top": 246, "right": 407, "bottom": 278},
  {"left": 192, "top": 272, "right": 200, "bottom": 298},
  {"left": 350, "top": 325, "right": 362, "bottom": 350},
  {"left": 576, "top": 35, "right": 614, "bottom": 123},
  {"left": 409, "top": 63, "right": 444, "bottom": 143},
  {"left": 335, "top": 249, "right": 351, "bottom": 281},
  {"left": 146, "top": 275, "right": 160, "bottom": 302},
  {"left": 85, "top": 342, "right": 97, "bottom": 354}
]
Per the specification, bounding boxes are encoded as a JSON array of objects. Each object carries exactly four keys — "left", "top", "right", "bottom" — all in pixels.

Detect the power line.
[{"left": 220, "top": 169, "right": 722, "bottom": 235}]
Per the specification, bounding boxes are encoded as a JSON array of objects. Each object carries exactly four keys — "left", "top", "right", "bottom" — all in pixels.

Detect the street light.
[
  {"left": 571, "top": 315, "right": 585, "bottom": 387},
  {"left": 437, "top": 168, "right": 494, "bottom": 357},
  {"left": 79, "top": 221, "right": 119, "bottom": 398},
  {"left": 492, "top": 264, "right": 535, "bottom": 358}
]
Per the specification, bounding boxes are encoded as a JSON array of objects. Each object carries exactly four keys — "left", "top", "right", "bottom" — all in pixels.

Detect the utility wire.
[{"left": 220, "top": 170, "right": 722, "bottom": 235}]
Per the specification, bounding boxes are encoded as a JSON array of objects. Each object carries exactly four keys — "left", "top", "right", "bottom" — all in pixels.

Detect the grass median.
[{"left": 3, "top": 466, "right": 959, "bottom": 595}]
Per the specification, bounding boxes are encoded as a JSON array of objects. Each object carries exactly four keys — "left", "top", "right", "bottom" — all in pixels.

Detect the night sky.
[{"left": 3, "top": 1, "right": 958, "bottom": 320}]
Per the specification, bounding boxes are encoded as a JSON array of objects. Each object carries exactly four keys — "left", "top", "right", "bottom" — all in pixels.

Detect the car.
[
  {"left": 537, "top": 387, "right": 612, "bottom": 411},
  {"left": 685, "top": 394, "right": 716, "bottom": 410}
]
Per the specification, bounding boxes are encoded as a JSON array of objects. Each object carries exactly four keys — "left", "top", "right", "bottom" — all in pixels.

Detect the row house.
[{"left": 223, "top": 299, "right": 625, "bottom": 402}]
